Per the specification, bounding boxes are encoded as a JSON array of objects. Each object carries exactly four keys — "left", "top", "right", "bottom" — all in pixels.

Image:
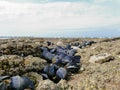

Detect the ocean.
[
  {"left": 34, "top": 28, "right": 120, "bottom": 38},
  {"left": 0, "top": 29, "right": 120, "bottom": 38}
]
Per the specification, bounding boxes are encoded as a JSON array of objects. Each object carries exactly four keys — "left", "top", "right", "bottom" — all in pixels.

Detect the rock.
[
  {"left": 0, "top": 70, "right": 5, "bottom": 75},
  {"left": 0, "top": 55, "right": 24, "bottom": 75},
  {"left": 57, "top": 80, "right": 70, "bottom": 90},
  {"left": 36, "top": 80, "right": 58, "bottom": 90},
  {"left": 89, "top": 53, "right": 114, "bottom": 64},
  {"left": 118, "top": 55, "right": 120, "bottom": 59},
  {"left": 36, "top": 77, "right": 71, "bottom": 90},
  {"left": 80, "top": 67, "right": 85, "bottom": 72},
  {"left": 56, "top": 41, "right": 64, "bottom": 46},
  {"left": 24, "top": 55, "right": 47, "bottom": 72},
  {"left": 0, "top": 55, "right": 47, "bottom": 75},
  {"left": 106, "top": 82, "right": 120, "bottom": 90},
  {"left": 0, "top": 44, "right": 41, "bottom": 57}
]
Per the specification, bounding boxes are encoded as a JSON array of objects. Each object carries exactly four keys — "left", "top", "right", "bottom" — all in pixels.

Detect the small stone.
[
  {"left": 80, "top": 67, "right": 85, "bottom": 72},
  {"left": 118, "top": 55, "right": 120, "bottom": 59},
  {"left": 89, "top": 53, "right": 114, "bottom": 64},
  {"left": 71, "top": 46, "right": 81, "bottom": 52},
  {"left": 56, "top": 41, "right": 64, "bottom": 46}
]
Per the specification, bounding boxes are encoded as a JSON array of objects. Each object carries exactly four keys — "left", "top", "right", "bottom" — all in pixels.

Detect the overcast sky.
[{"left": 0, "top": 0, "right": 120, "bottom": 37}]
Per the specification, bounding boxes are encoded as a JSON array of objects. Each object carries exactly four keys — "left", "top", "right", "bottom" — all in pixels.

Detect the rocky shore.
[{"left": 0, "top": 37, "right": 120, "bottom": 90}]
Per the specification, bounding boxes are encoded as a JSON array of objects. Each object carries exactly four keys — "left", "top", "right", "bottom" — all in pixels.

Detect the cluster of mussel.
[
  {"left": 71, "top": 41, "right": 96, "bottom": 48},
  {"left": 40, "top": 44, "right": 81, "bottom": 83},
  {"left": 0, "top": 43, "right": 80, "bottom": 90},
  {"left": 0, "top": 75, "right": 34, "bottom": 90},
  {"left": 0, "top": 40, "right": 95, "bottom": 90}
]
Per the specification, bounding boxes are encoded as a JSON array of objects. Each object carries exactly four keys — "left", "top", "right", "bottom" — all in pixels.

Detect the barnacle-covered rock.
[
  {"left": 0, "top": 55, "right": 47, "bottom": 76},
  {"left": 0, "top": 55, "right": 24, "bottom": 75},
  {"left": 36, "top": 80, "right": 58, "bottom": 90},
  {"left": 24, "top": 55, "right": 47, "bottom": 72},
  {"left": 89, "top": 53, "right": 114, "bottom": 64}
]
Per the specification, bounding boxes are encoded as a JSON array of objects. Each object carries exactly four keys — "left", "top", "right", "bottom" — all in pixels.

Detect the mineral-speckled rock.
[{"left": 89, "top": 53, "right": 114, "bottom": 64}]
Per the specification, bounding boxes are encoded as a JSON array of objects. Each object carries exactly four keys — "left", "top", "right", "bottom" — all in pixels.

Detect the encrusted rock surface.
[
  {"left": 57, "top": 80, "right": 71, "bottom": 90},
  {"left": 0, "top": 55, "right": 47, "bottom": 76},
  {"left": 89, "top": 53, "right": 114, "bottom": 64},
  {"left": 36, "top": 80, "right": 58, "bottom": 90},
  {"left": 24, "top": 55, "right": 47, "bottom": 72},
  {"left": 0, "top": 55, "right": 24, "bottom": 75},
  {"left": 0, "top": 38, "right": 120, "bottom": 90}
]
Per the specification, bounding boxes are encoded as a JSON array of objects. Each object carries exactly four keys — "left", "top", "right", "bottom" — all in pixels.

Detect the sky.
[{"left": 0, "top": 0, "right": 120, "bottom": 37}]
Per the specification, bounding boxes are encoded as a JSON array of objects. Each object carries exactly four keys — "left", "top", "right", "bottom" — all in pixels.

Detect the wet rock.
[
  {"left": 36, "top": 80, "right": 58, "bottom": 90},
  {"left": 89, "top": 53, "right": 114, "bottom": 64}
]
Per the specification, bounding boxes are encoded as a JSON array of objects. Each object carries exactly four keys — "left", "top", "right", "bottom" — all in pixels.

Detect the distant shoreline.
[{"left": 0, "top": 36, "right": 120, "bottom": 39}]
